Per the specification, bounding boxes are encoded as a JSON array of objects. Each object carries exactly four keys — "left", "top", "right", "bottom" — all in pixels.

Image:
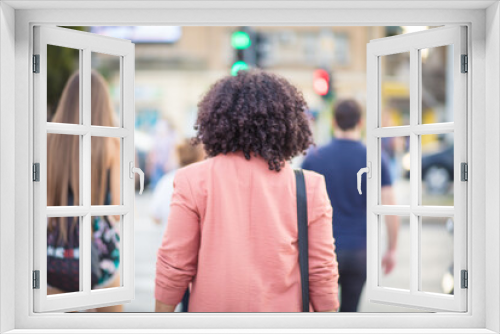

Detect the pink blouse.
[{"left": 155, "top": 152, "right": 339, "bottom": 312}]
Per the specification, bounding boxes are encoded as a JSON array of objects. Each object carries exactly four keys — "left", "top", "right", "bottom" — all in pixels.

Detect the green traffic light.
[
  {"left": 231, "top": 31, "right": 252, "bottom": 50},
  {"left": 231, "top": 61, "right": 249, "bottom": 76}
]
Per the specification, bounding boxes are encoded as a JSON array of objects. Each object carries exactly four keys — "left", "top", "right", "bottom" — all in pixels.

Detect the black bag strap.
[{"left": 294, "top": 169, "right": 309, "bottom": 312}]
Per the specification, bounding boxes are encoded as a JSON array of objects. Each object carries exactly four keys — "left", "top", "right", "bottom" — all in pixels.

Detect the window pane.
[
  {"left": 420, "top": 217, "right": 454, "bottom": 294},
  {"left": 47, "top": 45, "right": 80, "bottom": 124},
  {"left": 379, "top": 215, "right": 410, "bottom": 291},
  {"left": 421, "top": 133, "right": 454, "bottom": 206},
  {"left": 91, "top": 216, "right": 122, "bottom": 291},
  {"left": 91, "top": 52, "right": 120, "bottom": 127},
  {"left": 380, "top": 52, "right": 410, "bottom": 127},
  {"left": 91, "top": 137, "right": 121, "bottom": 206},
  {"left": 47, "top": 216, "right": 81, "bottom": 294},
  {"left": 47, "top": 134, "right": 80, "bottom": 206},
  {"left": 380, "top": 136, "right": 410, "bottom": 205},
  {"left": 421, "top": 45, "right": 454, "bottom": 124}
]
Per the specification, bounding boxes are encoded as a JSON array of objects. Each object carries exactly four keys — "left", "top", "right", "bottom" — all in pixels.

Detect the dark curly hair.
[{"left": 193, "top": 69, "right": 314, "bottom": 172}]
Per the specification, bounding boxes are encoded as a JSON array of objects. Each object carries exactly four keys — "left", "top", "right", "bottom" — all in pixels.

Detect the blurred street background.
[{"left": 49, "top": 25, "right": 455, "bottom": 312}]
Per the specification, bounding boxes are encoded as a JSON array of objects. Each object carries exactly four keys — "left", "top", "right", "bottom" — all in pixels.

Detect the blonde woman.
[{"left": 46, "top": 71, "right": 122, "bottom": 312}]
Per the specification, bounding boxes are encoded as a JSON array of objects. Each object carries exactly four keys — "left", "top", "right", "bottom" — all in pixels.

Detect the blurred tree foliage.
[{"left": 46, "top": 26, "right": 87, "bottom": 121}]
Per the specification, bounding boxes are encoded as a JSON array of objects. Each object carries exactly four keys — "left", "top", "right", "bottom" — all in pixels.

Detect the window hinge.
[
  {"left": 33, "top": 163, "right": 40, "bottom": 182},
  {"left": 33, "top": 270, "right": 40, "bottom": 289},
  {"left": 461, "top": 54, "right": 468, "bottom": 73},
  {"left": 461, "top": 162, "right": 468, "bottom": 181},
  {"left": 33, "top": 54, "right": 40, "bottom": 73},
  {"left": 461, "top": 270, "right": 468, "bottom": 289}
]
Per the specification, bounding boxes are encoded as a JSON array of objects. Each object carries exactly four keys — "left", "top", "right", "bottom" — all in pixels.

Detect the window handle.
[
  {"left": 357, "top": 162, "right": 372, "bottom": 195},
  {"left": 129, "top": 162, "right": 144, "bottom": 195}
]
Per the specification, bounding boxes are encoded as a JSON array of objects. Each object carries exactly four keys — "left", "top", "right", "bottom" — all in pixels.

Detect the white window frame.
[
  {"left": 1, "top": 2, "right": 499, "bottom": 333},
  {"left": 365, "top": 26, "right": 467, "bottom": 312},
  {"left": 33, "top": 26, "right": 136, "bottom": 312}
]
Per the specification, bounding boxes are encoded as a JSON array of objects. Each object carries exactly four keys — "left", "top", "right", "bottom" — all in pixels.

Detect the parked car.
[
  {"left": 404, "top": 146, "right": 454, "bottom": 195},
  {"left": 422, "top": 146, "right": 454, "bottom": 195}
]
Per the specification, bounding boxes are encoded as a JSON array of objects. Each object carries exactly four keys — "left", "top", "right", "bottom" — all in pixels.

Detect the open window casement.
[
  {"left": 33, "top": 26, "right": 141, "bottom": 312},
  {"left": 363, "top": 26, "right": 467, "bottom": 312}
]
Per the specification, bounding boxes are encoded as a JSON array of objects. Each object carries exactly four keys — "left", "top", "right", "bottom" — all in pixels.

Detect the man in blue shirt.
[{"left": 302, "top": 99, "right": 399, "bottom": 312}]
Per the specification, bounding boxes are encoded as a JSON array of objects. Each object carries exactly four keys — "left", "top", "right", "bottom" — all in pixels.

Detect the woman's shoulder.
[
  {"left": 302, "top": 169, "right": 326, "bottom": 188},
  {"left": 175, "top": 153, "right": 244, "bottom": 179},
  {"left": 174, "top": 158, "right": 212, "bottom": 181}
]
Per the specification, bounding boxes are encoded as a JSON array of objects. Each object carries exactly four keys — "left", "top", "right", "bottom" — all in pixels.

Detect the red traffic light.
[{"left": 313, "top": 69, "right": 330, "bottom": 96}]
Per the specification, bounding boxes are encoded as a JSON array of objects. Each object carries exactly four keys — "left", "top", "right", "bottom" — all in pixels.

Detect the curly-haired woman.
[{"left": 155, "top": 70, "right": 339, "bottom": 312}]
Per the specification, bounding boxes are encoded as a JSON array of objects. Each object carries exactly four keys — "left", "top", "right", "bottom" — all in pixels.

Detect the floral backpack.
[{"left": 47, "top": 216, "right": 120, "bottom": 292}]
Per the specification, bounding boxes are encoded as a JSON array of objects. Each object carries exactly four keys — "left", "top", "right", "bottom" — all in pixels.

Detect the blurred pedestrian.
[
  {"left": 302, "top": 99, "right": 399, "bottom": 312},
  {"left": 155, "top": 69, "right": 339, "bottom": 312},
  {"left": 381, "top": 112, "right": 408, "bottom": 186},
  {"left": 147, "top": 119, "right": 178, "bottom": 188},
  {"left": 46, "top": 71, "right": 123, "bottom": 312},
  {"left": 150, "top": 140, "right": 205, "bottom": 226}
]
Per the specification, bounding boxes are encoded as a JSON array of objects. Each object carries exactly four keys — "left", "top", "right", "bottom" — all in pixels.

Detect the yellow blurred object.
[
  {"left": 381, "top": 82, "right": 409, "bottom": 126},
  {"left": 422, "top": 108, "right": 437, "bottom": 124},
  {"left": 422, "top": 108, "right": 438, "bottom": 147},
  {"left": 382, "top": 82, "right": 409, "bottom": 98}
]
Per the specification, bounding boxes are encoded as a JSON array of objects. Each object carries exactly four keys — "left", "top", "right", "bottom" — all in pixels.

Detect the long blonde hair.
[{"left": 47, "top": 71, "right": 117, "bottom": 243}]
